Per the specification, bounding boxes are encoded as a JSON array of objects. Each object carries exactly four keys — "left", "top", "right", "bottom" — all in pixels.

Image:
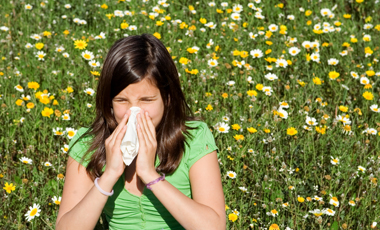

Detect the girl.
[{"left": 55, "top": 34, "right": 225, "bottom": 229}]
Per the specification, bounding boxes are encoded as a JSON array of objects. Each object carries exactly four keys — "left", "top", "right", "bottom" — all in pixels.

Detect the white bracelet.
[{"left": 94, "top": 177, "right": 114, "bottom": 196}]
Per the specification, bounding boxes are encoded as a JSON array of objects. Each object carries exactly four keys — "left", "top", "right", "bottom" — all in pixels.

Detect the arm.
[
  {"left": 55, "top": 156, "right": 119, "bottom": 230},
  {"left": 144, "top": 150, "right": 226, "bottom": 230}
]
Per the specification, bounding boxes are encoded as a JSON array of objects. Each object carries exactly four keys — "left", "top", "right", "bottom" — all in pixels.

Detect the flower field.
[{"left": 1, "top": 0, "right": 380, "bottom": 229}]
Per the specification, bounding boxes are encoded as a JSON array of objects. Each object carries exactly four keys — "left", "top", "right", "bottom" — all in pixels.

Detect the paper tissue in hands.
[{"left": 120, "top": 107, "right": 141, "bottom": 166}]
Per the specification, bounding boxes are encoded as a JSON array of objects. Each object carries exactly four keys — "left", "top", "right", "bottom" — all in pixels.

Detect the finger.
[
  {"left": 139, "top": 111, "right": 153, "bottom": 142},
  {"left": 136, "top": 116, "right": 146, "bottom": 148},
  {"left": 110, "top": 111, "right": 131, "bottom": 145},
  {"left": 144, "top": 111, "right": 156, "bottom": 140}
]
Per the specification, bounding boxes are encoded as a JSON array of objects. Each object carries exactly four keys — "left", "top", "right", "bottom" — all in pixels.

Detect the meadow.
[{"left": 1, "top": 0, "right": 380, "bottom": 229}]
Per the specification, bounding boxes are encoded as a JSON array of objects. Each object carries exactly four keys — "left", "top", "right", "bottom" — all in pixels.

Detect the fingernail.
[
  {"left": 124, "top": 114, "right": 127, "bottom": 118},
  {"left": 145, "top": 111, "right": 148, "bottom": 116}
]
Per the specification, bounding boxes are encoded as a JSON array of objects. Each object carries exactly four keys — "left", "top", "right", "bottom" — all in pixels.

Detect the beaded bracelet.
[
  {"left": 94, "top": 177, "right": 114, "bottom": 196},
  {"left": 146, "top": 173, "right": 165, "bottom": 190}
]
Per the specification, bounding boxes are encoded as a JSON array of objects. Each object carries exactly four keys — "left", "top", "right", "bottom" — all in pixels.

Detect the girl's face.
[{"left": 112, "top": 78, "right": 165, "bottom": 128}]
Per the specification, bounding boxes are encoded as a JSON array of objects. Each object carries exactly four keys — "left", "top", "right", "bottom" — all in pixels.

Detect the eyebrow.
[{"left": 113, "top": 95, "right": 157, "bottom": 100}]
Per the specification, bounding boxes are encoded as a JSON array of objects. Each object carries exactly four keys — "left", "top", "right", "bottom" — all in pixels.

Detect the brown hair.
[{"left": 70, "top": 34, "right": 199, "bottom": 180}]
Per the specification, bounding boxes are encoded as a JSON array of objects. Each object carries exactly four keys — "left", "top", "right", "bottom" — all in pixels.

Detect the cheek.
[{"left": 143, "top": 104, "right": 164, "bottom": 127}]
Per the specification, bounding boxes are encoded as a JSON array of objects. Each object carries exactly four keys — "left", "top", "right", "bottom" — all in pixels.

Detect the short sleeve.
[
  {"left": 185, "top": 122, "right": 219, "bottom": 170},
  {"left": 68, "top": 127, "right": 92, "bottom": 168}
]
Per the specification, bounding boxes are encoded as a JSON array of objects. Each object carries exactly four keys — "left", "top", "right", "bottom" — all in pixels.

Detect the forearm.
[
  {"left": 56, "top": 172, "right": 118, "bottom": 230},
  {"left": 148, "top": 175, "right": 225, "bottom": 230}
]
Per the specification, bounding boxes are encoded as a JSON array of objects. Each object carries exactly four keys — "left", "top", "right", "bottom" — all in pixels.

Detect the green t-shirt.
[{"left": 68, "top": 120, "right": 219, "bottom": 230}]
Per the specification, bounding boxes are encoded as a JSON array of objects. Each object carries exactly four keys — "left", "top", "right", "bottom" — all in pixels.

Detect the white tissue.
[{"left": 120, "top": 107, "right": 141, "bottom": 166}]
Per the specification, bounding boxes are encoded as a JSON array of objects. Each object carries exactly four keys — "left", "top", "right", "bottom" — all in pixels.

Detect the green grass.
[{"left": 1, "top": 0, "right": 380, "bottom": 229}]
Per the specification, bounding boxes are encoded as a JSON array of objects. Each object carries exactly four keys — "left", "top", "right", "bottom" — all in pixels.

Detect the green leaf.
[{"left": 330, "top": 221, "right": 339, "bottom": 230}]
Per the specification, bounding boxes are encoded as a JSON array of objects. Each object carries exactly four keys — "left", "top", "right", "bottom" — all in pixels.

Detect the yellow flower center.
[
  {"left": 30, "top": 208, "right": 37, "bottom": 216},
  {"left": 219, "top": 127, "right": 225, "bottom": 132},
  {"left": 68, "top": 131, "right": 75, "bottom": 137},
  {"left": 23, "top": 160, "right": 29, "bottom": 164}
]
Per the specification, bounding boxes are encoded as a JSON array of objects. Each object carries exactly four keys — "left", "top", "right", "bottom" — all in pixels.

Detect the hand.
[
  {"left": 135, "top": 109, "right": 160, "bottom": 184},
  {"left": 104, "top": 110, "right": 131, "bottom": 178}
]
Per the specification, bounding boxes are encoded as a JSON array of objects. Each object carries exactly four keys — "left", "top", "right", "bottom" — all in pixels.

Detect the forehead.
[{"left": 116, "top": 78, "right": 160, "bottom": 97}]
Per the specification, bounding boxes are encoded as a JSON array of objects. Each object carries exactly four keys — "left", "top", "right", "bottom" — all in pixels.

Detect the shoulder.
[{"left": 68, "top": 127, "right": 94, "bottom": 167}]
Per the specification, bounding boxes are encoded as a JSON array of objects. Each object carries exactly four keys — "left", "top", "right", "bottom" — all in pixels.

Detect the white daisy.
[
  {"left": 302, "top": 41, "right": 312, "bottom": 49},
  {"left": 370, "top": 104, "right": 380, "bottom": 113},
  {"left": 268, "top": 24, "right": 278, "bottom": 32},
  {"left": 81, "top": 50, "right": 94, "bottom": 60},
  {"left": 61, "top": 144, "right": 70, "bottom": 153},
  {"left": 53, "top": 127, "right": 64, "bottom": 136},
  {"left": 84, "top": 88, "right": 95, "bottom": 96},
  {"left": 350, "top": 71, "right": 359, "bottom": 79},
  {"left": 226, "top": 171, "right": 237, "bottom": 179},
  {"left": 66, "top": 128, "right": 77, "bottom": 139},
  {"left": 230, "top": 13, "right": 241, "bottom": 21},
  {"left": 89, "top": 60, "right": 100, "bottom": 68},
  {"left": 25, "top": 4, "right": 33, "bottom": 10},
  {"left": 44, "top": 162, "right": 52, "bottom": 167},
  {"left": 264, "top": 73, "right": 278, "bottom": 81},
  {"left": 208, "top": 59, "right": 218, "bottom": 67},
  {"left": 288, "top": 47, "right": 300, "bottom": 56},
  {"left": 250, "top": 49, "right": 263, "bottom": 58},
  {"left": 95, "top": 32, "right": 106, "bottom": 39},
  {"left": 36, "top": 51, "right": 46, "bottom": 61},
  {"left": 327, "top": 58, "right": 339, "bottom": 65},
  {"left": 310, "top": 52, "right": 320, "bottom": 62},
  {"left": 306, "top": 116, "right": 318, "bottom": 126},
  {"left": 232, "top": 4, "right": 243, "bottom": 13},
  {"left": 52, "top": 196, "right": 61, "bottom": 205},
  {"left": 62, "top": 114, "right": 71, "bottom": 121},
  {"left": 330, "top": 156, "right": 339, "bottom": 165},
  {"left": 20, "top": 157, "right": 32, "bottom": 164},
  {"left": 25, "top": 203, "right": 41, "bottom": 222},
  {"left": 214, "top": 122, "right": 230, "bottom": 133},
  {"left": 277, "top": 107, "right": 288, "bottom": 119},
  {"left": 360, "top": 77, "right": 369, "bottom": 85},
  {"left": 276, "top": 59, "right": 288, "bottom": 68},
  {"left": 62, "top": 52, "right": 70, "bottom": 58},
  {"left": 14, "top": 85, "right": 24, "bottom": 92}
]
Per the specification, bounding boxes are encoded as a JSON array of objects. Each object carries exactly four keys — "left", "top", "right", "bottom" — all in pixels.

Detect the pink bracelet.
[
  {"left": 146, "top": 173, "right": 165, "bottom": 190},
  {"left": 94, "top": 177, "right": 114, "bottom": 196}
]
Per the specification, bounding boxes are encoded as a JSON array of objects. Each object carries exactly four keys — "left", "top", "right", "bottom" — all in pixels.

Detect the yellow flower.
[
  {"left": 298, "top": 196, "right": 305, "bottom": 202},
  {"left": 231, "top": 124, "right": 241, "bottom": 130},
  {"left": 264, "top": 128, "right": 270, "bottom": 133},
  {"left": 179, "top": 57, "right": 189, "bottom": 65},
  {"left": 106, "top": 13, "right": 114, "bottom": 19},
  {"left": 153, "top": 32, "right": 161, "bottom": 39},
  {"left": 313, "top": 77, "right": 322, "bottom": 85},
  {"left": 265, "top": 49, "right": 272, "bottom": 55},
  {"left": 74, "top": 40, "right": 87, "bottom": 50},
  {"left": 287, "top": 127, "right": 297, "bottom": 136},
  {"left": 225, "top": 205, "right": 229, "bottom": 210},
  {"left": 28, "top": 81, "right": 40, "bottom": 90},
  {"left": 27, "top": 102, "right": 35, "bottom": 109},
  {"left": 121, "top": 22, "right": 129, "bottom": 29},
  {"left": 53, "top": 100, "right": 59, "bottom": 105},
  {"left": 328, "top": 71, "right": 340, "bottom": 80},
  {"left": 199, "top": 18, "right": 207, "bottom": 24},
  {"left": 343, "top": 14, "right": 351, "bottom": 18},
  {"left": 305, "top": 10, "right": 312, "bottom": 16},
  {"left": 233, "top": 134, "right": 244, "bottom": 141},
  {"left": 316, "top": 126, "right": 326, "bottom": 134},
  {"left": 228, "top": 213, "right": 238, "bottom": 222},
  {"left": 205, "top": 104, "right": 213, "bottom": 111},
  {"left": 366, "top": 70, "right": 375, "bottom": 77},
  {"left": 266, "top": 41, "right": 273, "bottom": 45},
  {"left": 351, "top": 37, "right": 358, "bottom": 43},
  {"left": 363, "top": 91, "right": 374, "bottom": 100},
  {"left": 247, "top": 90, "right": 257, "bottom": 97},
  {"left": 41, "top": 107, "right": 54, "bottom": 117},
  {"left": 256, "top": 84, "right": 264, "bottom": 91},
  {"left": 269, "top": 224, "right": 280, "bottom": 230},
  {"left": 15, "top": 99, "right": 24, "bottom": 106},
  {"left": 35, "top": 43, "right": 44, "bottom": 50},
  {"left": 63, "top": 30, "right": 70, "bottom": 35},
  {"left": 339, "top": 105, "right": 348, "bottom": 112},
  {"left": 222, "top": 93, "right": 228, "bottom": 99},
  {"left": 101, "top": 3, "right": 108, "bottom": 9},
  {"left": 3, "top": 182, "right": 16, "bottom": 194},
  {"left": 156, "top": 21, "right": 164, "bottom": 26},
  {"left": 247, "top": 127, "right": 257, "bottom": 133},
  {"left": 356, "top": 0, "right": 364, "bottom": 3}
]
